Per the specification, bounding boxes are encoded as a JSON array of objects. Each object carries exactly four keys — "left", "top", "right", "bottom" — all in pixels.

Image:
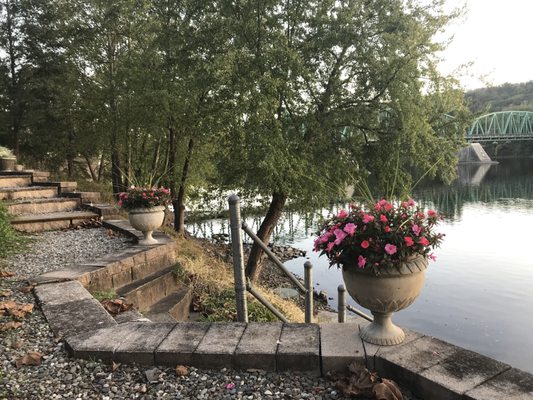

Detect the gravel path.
[{"left": 0, "top": 227, "right": 421, "bottom": 400}]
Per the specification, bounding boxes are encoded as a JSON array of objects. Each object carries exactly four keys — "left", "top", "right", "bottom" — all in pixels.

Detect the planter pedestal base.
[
  {"left": 360, "top": 311, "right": 405, "bottom": 346},
  {"left": 139, "top": 231, "right": 158, "bottom": 246}
]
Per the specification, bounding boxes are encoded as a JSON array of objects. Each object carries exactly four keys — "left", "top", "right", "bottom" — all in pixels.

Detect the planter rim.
[
  {"left": 342, "top": 254, "right": 428, "bottom": 277},
  {"left": 127, "top": 205, "right": 166, "bottom": 214}
]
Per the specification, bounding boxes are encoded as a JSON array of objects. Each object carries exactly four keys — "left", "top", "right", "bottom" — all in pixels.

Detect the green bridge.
[{"left": 467, "top": 111, "right": 533, "bottom": 142}]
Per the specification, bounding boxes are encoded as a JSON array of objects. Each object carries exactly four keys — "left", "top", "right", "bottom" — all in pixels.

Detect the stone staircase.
[{"left": 0, "top": 170, "right": 100, "bottom": 232}]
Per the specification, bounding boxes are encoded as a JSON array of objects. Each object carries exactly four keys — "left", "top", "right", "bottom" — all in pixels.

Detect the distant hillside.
[{"left": 466, "top": 81, "right": 533, "bottom": 114}]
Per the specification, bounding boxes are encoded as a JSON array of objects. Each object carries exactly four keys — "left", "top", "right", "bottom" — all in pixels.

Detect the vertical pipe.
[
  {"left": 228, "top": 194, "right": 248, "bottom": 322},
  {"left": 338, "top": 284, "right": 346, "bottom": 323},
  {"left": 304, "top": 261, "right": 313, "bottom": 323}
]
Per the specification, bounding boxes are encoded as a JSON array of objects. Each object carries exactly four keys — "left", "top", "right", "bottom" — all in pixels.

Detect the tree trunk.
[
  {"left": 245, "top": 192, "right": 287, "bottom": 283},
  {"left": 174, "top": 137, "right": 194, "bottom": 234}
]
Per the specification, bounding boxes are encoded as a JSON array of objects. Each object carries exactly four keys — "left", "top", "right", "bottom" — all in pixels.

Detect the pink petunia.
[
  {"left": 337, "top": 209, "right": 348, "bottom": 219},
  {"left": 362, "top": 214, "right": 375, "bottom": 224},
  {"left": 429, "top": 253, "right": 437, "bottom": 261},
  {"left": 428, "top": 210, "right": 436, "bottom": 217},
  {"left": 380, "top": 214, "right": 388, "bottom": 223},
  {"left": 343, "top": 223, "right": 357, "bottom": 236},
  {"left": 404, "top": 236, "right": 414, "bottom": 247},
  {"left": 326, "top": 242, "right": 335, "bottom": 253},
  {"left": 360, "top": 240, "right": 369, "bottom": 249},
  {"left": 358, "top": 255, "right": 366, "bottom": 268},
  {"left": 412, "top": 224, "right": 422, "bottom": 236},
  {"left": 384, "top": 244, "right": 397, "bottom": 255},
  {"left": 419, "top": 237, "right": 429, "bottom": 246},
  {"left": 408, "top": 198, "right": 415, "bottom": 206},
  {"left": 318, "top": 234, "right": 331, "bottom": 244},
  {"left": 384, "top": 226, "right": 391, "bottom": 233},
  {"left": 334, "top": 229, "right": 347, "bottom": 245}
]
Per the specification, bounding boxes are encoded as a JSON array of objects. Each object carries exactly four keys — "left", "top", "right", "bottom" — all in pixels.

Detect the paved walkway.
[{"left": 30, "top": 220, "right": 533, "bottom": 400}]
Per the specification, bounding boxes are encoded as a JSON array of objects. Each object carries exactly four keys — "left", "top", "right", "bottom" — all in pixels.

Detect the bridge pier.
[{"left": 457, "top": 143, "right": 498, "bottom": 164}]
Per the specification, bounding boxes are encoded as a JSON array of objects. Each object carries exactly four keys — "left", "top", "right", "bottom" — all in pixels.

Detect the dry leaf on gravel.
[
  {"left": 112, "top": 361, "right": 121, "bottom": 371},
  {"left": 0, "top": 271, "right": 15, "bottom": 278},
  {"left": 335, "top": 362, "right": 404, "bottom": 400},
  {"left": 15, "top": 351, "right": 42, "bottom": 368},
  {"left": 0, "top": 301, "right": 34, "bottom": 318},
  {"left": 11, "top": 339, "right": 24, "bottom": 349},
  {"left": 0, "top": 321, "right": 23, "bottom": 331},
  {"left": 175, "top": 365, "right": 188, "bottom": 376},
  {"left": 0, "top": 289, "right": 13, "bottom": 297},
  {"left": 101, "top": 298, "right": 132, "bottom": 315}
]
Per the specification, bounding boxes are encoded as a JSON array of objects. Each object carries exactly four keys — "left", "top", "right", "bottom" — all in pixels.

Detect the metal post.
[
  {"left": 338, "top": 284, "right": 346, "bottom": 323},
  {"left": 228, "top": 194, "right": 248, "bottom": 322},
  {"left": 304, "top": 261, "right": 313, "bottom": 323}
]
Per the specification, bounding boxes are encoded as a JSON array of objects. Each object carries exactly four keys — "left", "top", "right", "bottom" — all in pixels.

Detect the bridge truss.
[{"left": 467, "top": 111, "right": 533, "bottom": 142}]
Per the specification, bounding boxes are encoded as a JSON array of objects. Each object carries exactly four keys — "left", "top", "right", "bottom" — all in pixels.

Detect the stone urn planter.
[
  {"left": 128, "top": 206, "right": 165, "bottom": 245},
  {"left": 342, "top": 255, "right": 428, "bottom": 345},
  {"left": 0, "top": 157, "right": 16, "bottom": 171}
]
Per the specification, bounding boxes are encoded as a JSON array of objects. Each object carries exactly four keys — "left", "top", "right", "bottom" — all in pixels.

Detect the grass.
[
  {"left": 172, "top": 235, "right": 304, "bottom": 323},
  {"left": 0, "top": 202, "right": 29, "bottom": 260},
  {"left": 91, "top": 289, "right": 117, "bottom": 301}
]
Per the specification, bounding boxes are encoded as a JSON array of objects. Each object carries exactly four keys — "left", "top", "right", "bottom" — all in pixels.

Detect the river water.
[{"left": 187, "top": 158, "right": 533, "bottom": 373}]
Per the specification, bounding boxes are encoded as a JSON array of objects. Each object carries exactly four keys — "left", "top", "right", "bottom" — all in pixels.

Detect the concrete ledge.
[
  {"left": 464, "top": 367, "right": 533, "bottom": 400},
  {"left": 193, "top": 323, "right": 247, "bottom": 369},
  {"left": 114, "top": 323, "right": 175, "bottom": 365},
  {"left": 320, "top": 322, "right": 366, "bottom": 372},
  {"left": 277, "top": 323, "right": 320, "bottom": 375},
  {"left": 234, "top": 322, "right": 282, "bottom": 371},
  {"left": 155, "top": 322, "right": 211, "bottom": 366}
]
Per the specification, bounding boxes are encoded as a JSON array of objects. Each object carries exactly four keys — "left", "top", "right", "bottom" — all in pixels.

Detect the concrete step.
[
  {"left": 10, "top": 210, "right": 100, "bottom": 232},
  {"left": 28, "top": 170, "right": 50, "bottom": 182},
  {"left": 0, "top": 174, "right": 32, "bottom": 188},
  {"left": 117, "top": 267, "right": 179, "bottom": 312},
  {"left": 6, "top": 197, "right": 81, "bottom": 215},
  {"left": 0, "top": 185, "right": 58, "bottom": 200},
  {"left": 39, "top": 181, "right": 78, "bottom": 193},
  {"left": 144, "top": 286, "right": 193, "bottom": 322}
]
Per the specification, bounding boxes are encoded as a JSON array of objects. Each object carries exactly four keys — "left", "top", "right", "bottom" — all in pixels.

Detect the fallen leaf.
[
  {"left": 112, "top": 361, "right": 121, "bottom": 371},
  {"left": 0, "top": 289, "right": 13, "bottom": 297},
  {"left": 19, "top": 285, "right": 34, "bottom": 294},
  {"left": 175, "top": 365, "right": 188, "bottom": 376},
  {"left": 101, "top": 299, "right": 132, "bottom": 315},
  {"left": 0, "top": 302, "right": 34, "bottom": 318},
  {"left": 11, "top": 339, "right": 23, "bottom": 349},
  {"left": 0, "top": 321, "right": 23, "bottom": 331},
  {"left": 0, "top": 271, "right": 15, "bottom": 278},
  {"left": 373, "top": 379, "right": 403, "bottom": 400},
  {"left": 15, "top": 351, "right": 42, "bottom": 368},
  {"left": 0, "top": 301, "right": 18, "bottom": 310}
]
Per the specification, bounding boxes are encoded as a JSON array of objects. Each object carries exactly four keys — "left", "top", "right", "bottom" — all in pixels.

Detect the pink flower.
[
  {"left": 412, "top": 224, "right": 422, "bottom": 236},
  {"left": 429, "top": 253, "right": 437, "bottom": 261},
  {"left": 379, "top": 199, "right": 387, "bottom": 206},
  {"left": 401, "top": 201, "right": 408, "bottom": 208},
  {"left": 326, "top": 242, "right": 335, "bottom": 253},
  {"left": 384, "top": 226, "right": 391, "bottom": 233},
  {"left": 419, "top": 237, "right": 429, "bottom": 246},
  {"left": 358, "top": 255, "right": 366, "bottom": 268},
  {"left": 380, "top": 214, "right": 387, "bottom": 223},
  {"left": 318, "top": 234, "right": 331, "bottom": 244},
  {"left": 384, "top": 203, "right": 392, "bottom": 211},
  {"left": 384, "top": 244, "right": 397, "bottom": 255},
  {"left": 334, "top": 229, "right": 347, "bottom": 245},
  {"left": 362, "top": 214, "right": 374, "bottom": 224},
  {"left": 404, "top": 236, "right": 414, "bottom": 247},
  {"left": 360, "top": 240, "right": 369, "bottom": 249},
  {"left": 337, "top": 209, "right": 348, "bottom": 219},
  {"left": 428, "top": 210, "right": 436, "bottom": 217},
  {"left": 408, "top": 198, "right": 415, "bottom": 206},
  {"left": 117, "top": 200, "right": 123, "bottom": 206},
  {"left": 343, "top": 223, "right": 357, "bottom": 236},
  {"left": 225, "top": 383, "right": 235, "bottom": 390}
]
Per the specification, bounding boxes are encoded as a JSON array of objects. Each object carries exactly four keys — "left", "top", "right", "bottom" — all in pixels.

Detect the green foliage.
[
  {"left": 199, "top": 289, "right": 277, "bottom": 322},
  {"left": 0, "top": 203, "right": 27, "bottom": 259},
  {"left": 0, "top": 146, "right": 14, "bottom": 158},
  {"left": 466, "top": 81, "right": 533, "bottom": 114},
  {"left": 91, "top": 289, "right": 117, "bottom": 302}
]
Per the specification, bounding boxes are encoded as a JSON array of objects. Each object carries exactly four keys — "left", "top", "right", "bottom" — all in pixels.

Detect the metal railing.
[
  {"left": 228, "top": 194, "right": 313, "bottom": 323},
  {"left": 337, "top": 284, "right": 373, "bottom": 323}
]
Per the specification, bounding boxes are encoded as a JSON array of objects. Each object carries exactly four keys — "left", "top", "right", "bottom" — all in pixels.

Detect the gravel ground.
[{"left": 0, "top": 227, "right": 421, "bottom": 400}]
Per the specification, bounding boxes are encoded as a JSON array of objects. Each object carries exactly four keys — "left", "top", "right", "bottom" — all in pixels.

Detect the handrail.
[
  {"left": 337, "top": 284, "right": 373, "bottom": 322},
  {"left": 228, "top": 194, "right": 313, "bottom": 323}
]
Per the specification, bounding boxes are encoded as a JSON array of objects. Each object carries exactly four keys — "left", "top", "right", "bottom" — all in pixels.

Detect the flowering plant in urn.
[
  {"left": 314, "top": 199, "right": 444, "bottom": 271},
  {"left": 314, "top": 199, "right": 444, "bottom": 346},
  {"left": 119, "top": 186, "right": 171, "bottom": 245},
  {"left": 118, "top": 186, "right": 171, "bottom": 210}
]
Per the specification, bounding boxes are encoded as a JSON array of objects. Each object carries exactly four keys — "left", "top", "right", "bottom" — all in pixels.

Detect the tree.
[{"left": 215, "top": 0, "right": 471, "bottom": 282}]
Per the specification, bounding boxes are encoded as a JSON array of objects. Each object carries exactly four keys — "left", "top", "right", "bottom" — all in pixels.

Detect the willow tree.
[{"left": 216, "top": 0, "right": 471, "bottom": 282}]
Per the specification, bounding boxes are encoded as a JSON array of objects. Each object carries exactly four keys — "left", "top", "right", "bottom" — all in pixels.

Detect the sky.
[{"left": 438, "top": 0, "right": 533, "bottom": 89}]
